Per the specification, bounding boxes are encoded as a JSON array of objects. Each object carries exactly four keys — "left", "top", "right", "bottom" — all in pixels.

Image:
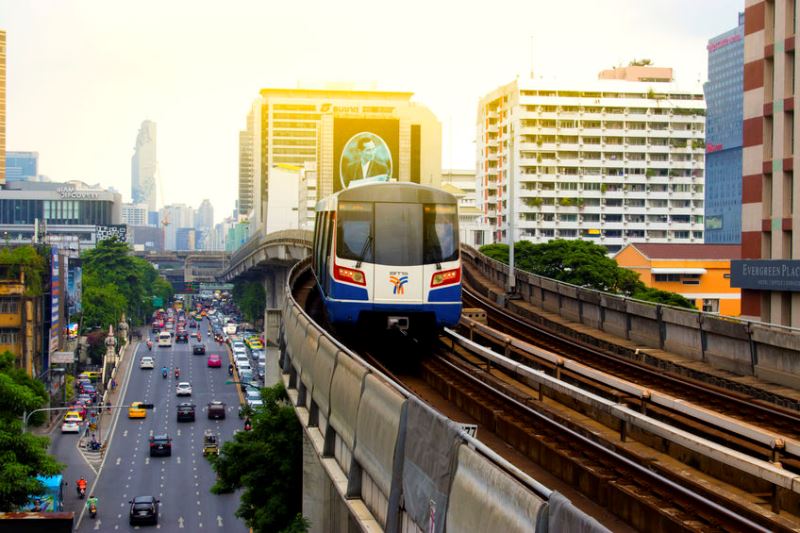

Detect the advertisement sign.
[
  {"left": 67, "top": 323, "right": 79, "bottom": 338},
  {"left": 51, "top": 351, "right": 75, "bottom": 364},
  {"left": 49, "top": 248, "right": 60, "bottom": 355},
  {"left": 333, "top": 118, "right": 399, "bottom": 192},
  {"left": 96, "top": 224, "right": 128, "bottom": 242},
  {"left": 199, "top": 283, "right": 234, "bottom": 291},
  {"left": 66, "top": 259, "right": 82, "bottom": 316},
  {"left": 730, "top": 260, "right": 800, "bottom": 291}
]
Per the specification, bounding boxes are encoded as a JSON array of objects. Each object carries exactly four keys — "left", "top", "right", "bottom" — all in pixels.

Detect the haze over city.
[{"left": 1, "top": 0, "right": 739, "bottom": 220}]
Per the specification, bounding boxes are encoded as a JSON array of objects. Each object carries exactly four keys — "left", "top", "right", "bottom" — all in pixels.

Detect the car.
[
  {"left": 195, "top": 331, "right": 202, "bottom": 340},
  {"left": 61, "top": 411, "right": 83, "bottom": 433},
  {"left": 149, "top": 434, "right": 172, "bottom": 457},
  {"left": 176, "top": 382, "right": 192, "bottom": 396},
  {"left": 139, "top": 356, "right": 155, "bottom": 369},
  {"left": 189, "top": 321, "right": 196, "bottom": 328},
  {"left": 77, "top": 394, "right": 93, "bottom": 405},
  {"left": 245, "top": 389, "right": 263, "bottom": 409},
  {"left": 176, "top": 331, "right": 189, "bottom": 343},
  {"left": 207, "top": 401, "right": 226, "bottom": 420},
  {"left": 235, "top": 354, "right": 250, "bottom": 366},
  {"left": 237, "top": 362, "right": 252, "bottom": 373},
  {"left": 79, "top": 371, "right": 101, "bottom": 381},
  {"left": 193, "top": 343, "right": 206, "bottom": 355},
  {"left": 129, "top": 495, "right": 160, "bottom": 525},
  {"left": 232, "top": 341, "right": 246, "bottom": 350},
  {"left": 207, "top": 354, "right": 222, "bottom": 368},
  {"left": 128, "top": 402, "right": 147, "bottom": 419},
  {"left": 177, "top": 403, "right": 196, "bottom": 422},
  {"left": 257, "top": 361, "right": 266, "bottom": 380}
]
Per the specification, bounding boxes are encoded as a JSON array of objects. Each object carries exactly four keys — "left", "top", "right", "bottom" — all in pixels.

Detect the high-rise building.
[
  {"left": 704, "top": 13, "right": 745, "bottom": 244},
  {"left": 238, "top": 106, "right": 256, "bottom": 218},
  {"left": 298, "top": 161, "right": 317, "bottom": 231},
  {"left": 732, "top": 1, "right": 800, "bottom": 326},
  {"left": 195, "top": 199, "right": 214, "bottom": 230},
  {"left": 441, "top": 169, "right": 492, "bottom": 246},
  {"left": 159, "top": 203, "right": 194, "bottom": 250},
  {"left": 1, "top": 30, "right": 6, "bottom": 185},
  {"left": 121, "top": 203, "right": 149, "bottom": 226},
  {"left": 5, "top": 151, "right": 38, "bottom": 182},
  {"left": 131, "top": 120, "right": 158, "bottom": 211},
  {"left": 245, "top": 85, "right": 442, "bottom": 234},
  {"left": 476, "top": 68, "right": 706, "bottom": 253},
  {"left": 175, "top": 227, "right": 196, "bottom": 251}
]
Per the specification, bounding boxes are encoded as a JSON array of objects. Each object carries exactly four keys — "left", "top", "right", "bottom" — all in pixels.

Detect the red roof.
[{"left": 626, "top": 243, "right": 741, "bottom": 260}]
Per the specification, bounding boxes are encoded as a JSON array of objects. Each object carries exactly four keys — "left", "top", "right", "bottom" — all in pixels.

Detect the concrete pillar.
[{"left": 303, "top": 431, "right": 331, "bottom": 533}]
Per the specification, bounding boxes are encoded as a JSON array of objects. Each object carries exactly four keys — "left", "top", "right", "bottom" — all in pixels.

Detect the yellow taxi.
[
  {"left": 65, "top": 410, "right": 83, "bottom": 422},
  {"left": 79, "top": 371, "right": 101, "bottom": 381},
  {"left": 128, "top": 402, "right": 147, "bottom": 419}
]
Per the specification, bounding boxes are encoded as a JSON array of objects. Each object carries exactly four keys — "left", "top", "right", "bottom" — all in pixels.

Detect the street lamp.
[{"left": 225, "top": 380, "right": 259, "bottom": 390}]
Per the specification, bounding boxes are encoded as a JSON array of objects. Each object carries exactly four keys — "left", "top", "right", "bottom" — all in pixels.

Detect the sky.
[{"left": 1, "top": 0, "right": 742, "bottom": 224}]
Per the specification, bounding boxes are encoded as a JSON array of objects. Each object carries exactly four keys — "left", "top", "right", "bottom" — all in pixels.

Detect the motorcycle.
[
  {"left": 77, "top": 486, "right": 86, "bottom": 499},
  {"left": 88, "top": 502, "right": 97, "bottom": 519},
  {"left": 228, "top": 365, "right": 233, "bottom": 376},
  {"left": 174, "top": 368, "right": 180, "bottom": 379},
  {"left": 161, "top": 368, "right": 168, "bottom": 379}
]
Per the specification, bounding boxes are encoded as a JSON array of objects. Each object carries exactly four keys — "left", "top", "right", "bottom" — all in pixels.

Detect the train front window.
[
  {"left": 336, "top": 202, "right": 373, "bottom": 262},
  {"left": 374, "top": 203, "right": 423, "bottom": 266},
  {"left": 423, "top": 204, "right": 458, "bottom": 264}
]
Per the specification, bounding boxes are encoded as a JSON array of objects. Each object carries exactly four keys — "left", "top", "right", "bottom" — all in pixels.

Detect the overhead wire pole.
[{"left": 507, "top": 119, "right": 516, "bottom": 296}]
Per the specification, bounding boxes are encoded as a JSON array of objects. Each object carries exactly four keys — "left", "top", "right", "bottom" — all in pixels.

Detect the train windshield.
[{"left": 336, "top": 201, "right": 458, "bottom": 266}]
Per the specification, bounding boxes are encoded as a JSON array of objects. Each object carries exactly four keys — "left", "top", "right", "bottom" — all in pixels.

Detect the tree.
[
  {"left": 478, "top": 240, "right": 695, "bottom": 309},
  {"left": 0, "top": 352, "right": 63, "bottom": 510},
  {"left": 0, "top": 245, "right": 46, "bottom": 296},
  {"left": 234, "top": 281, "right": 266, "bottom": 324},
  {"left": 210, "top": 383, "right": 306, "bottom": 532}
]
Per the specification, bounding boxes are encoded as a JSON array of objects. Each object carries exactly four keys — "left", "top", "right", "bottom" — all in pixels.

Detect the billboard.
[
  {"left": 333, "top": 118, "right": 399, "bottom": 192},
  {"left": 730, "top": 260, "right": 800, "bottom": 291},
  {"left": 49, "top": 248, "right": 60, "bottom": 356},
  {"left": 96, "top": 224, "right": 128, "bottom": 243},
  {"left": 66, "top": 258, "right": 82, "bottom": 316}
]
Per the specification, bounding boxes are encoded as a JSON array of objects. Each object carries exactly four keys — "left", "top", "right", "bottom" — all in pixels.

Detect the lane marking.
[{"left": 217, "top": 516, "right": 223, "bottom": 527}]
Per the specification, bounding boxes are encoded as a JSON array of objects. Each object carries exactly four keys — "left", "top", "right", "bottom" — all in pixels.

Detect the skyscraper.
[
  {"left": 238, "top": 106, "right": 256, "bottom": 217},
  {"left": 704, "top": 13, "right": 745, "bottom": 244},
  {"left": 195, "top": 199, "right": 214, "bottom": 230},
  {"left": 1, "top": 30, "right": 6, "bottom": 185},
  {"left": 131, "top": 120, "right": 158, "bottom": 211},
  {"left": 5, "top": 151, "right": 38, "bottom": 182}
]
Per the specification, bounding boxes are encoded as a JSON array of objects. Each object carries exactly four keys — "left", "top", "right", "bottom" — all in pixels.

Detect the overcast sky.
[{"left": 1, "top": 0, "right": 742, "bottom": 223}]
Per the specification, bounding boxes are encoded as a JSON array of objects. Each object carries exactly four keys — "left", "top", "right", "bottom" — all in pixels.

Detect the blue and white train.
[{"left": 312, "top": 182, "right": 462, "bottom": 334}]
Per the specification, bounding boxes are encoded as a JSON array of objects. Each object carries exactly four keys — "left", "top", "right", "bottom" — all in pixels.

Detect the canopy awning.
[{"left": 651, "top": 268, "right": 707, "bottom": 275}]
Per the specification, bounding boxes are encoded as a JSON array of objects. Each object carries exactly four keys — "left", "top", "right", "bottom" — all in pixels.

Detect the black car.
[
  {"left": 129, "top": 495, "right": 159, "bottom": 525},
  {"left": 176, "top": 331, "right": 189, "bottom": 343},
  {"left": 193, "top": 343, "right": 206, "bottom": 355},
  {"left": 149, "top": 434, "right": 172, "bottom": 456},
  {"left": 207, "top": 401, "right": 226, "bottom": 420},
  {"left": 177, "top": 403, "right": 195, "bottom": 422}
]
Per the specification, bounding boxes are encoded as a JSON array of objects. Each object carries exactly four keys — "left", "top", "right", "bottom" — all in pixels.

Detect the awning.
[{"left": 651, "top": 268, "right": 707, "bottom": 275}]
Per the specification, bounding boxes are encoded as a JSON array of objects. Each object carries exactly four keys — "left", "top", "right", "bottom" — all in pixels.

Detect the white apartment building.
[
  {"left": 441, "top": 169, "right": 492, "bottom": 246},
  {"left": 121, "top": 202, "right": 149, "bottom": 226},
  {"left": 298, "top": 161, "right": 317, "bottom": 231},
  {"left": 477, "top": 67, "right": 706, "bottom": 253}
]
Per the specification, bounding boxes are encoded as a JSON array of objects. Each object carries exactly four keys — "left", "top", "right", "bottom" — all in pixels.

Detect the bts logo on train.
[{"left": 389, "top": 273, "right": 408, "bottom": 295}]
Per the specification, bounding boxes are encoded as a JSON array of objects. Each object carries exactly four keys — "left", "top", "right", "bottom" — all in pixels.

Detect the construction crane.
[{"left": 161, "top": 211, "right": 170, "bottom": 251}]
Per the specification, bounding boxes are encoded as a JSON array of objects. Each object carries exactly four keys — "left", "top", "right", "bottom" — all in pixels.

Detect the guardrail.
[
  {"left": 462, "top": 245, "right": 800, "bottom": 393},
  {"left": 280, "top": 258, "right": 607, "bottom": 533}
]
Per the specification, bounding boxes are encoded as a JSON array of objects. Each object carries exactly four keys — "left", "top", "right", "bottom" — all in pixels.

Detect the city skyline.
[{"left": 0, "top": 0, "right": 740, "bottom": 221}]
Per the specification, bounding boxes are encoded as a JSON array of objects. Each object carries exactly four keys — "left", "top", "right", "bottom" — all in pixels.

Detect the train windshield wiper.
[{"left": 355, "top": 235, "right": 372, "bottom": 268}]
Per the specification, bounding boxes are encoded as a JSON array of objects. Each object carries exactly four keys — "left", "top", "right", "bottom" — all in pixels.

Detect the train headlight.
[{"left": 431, "top": 268, "right": 461, "bottom": 287}]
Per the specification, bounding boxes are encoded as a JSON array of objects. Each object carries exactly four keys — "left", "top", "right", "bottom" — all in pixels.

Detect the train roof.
[{"left": 317, "top": 182, "right": 457, "bottom": 210}]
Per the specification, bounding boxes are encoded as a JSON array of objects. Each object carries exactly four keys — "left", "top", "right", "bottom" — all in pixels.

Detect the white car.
[
  {"left": 237, "top": 361, "right": 252, "bottom": 373},
  {"left": 176, "top": 382, "right": 193, "bottom": 396},
  {"left": 140, "top": 356, "right": 155, "bottom": 369},
  {"left": 245, "top": 389, "right": 263, "bottom": 409},
  {"left": 61, "top": 413, "right": 82, "bottom": 433}
]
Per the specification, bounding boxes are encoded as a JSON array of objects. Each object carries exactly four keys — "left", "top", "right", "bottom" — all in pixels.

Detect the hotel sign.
[{"left": 730, "top": 260, "right": 800, "bottom": 291}]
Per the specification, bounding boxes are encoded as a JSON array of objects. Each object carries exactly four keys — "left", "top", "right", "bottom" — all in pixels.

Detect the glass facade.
[
  {"left": 704, "top": 14, "right": 744, "bottom": 244},
  {"left": 0, "top": 198, "right": 114, "bottom": 225},
  {"left": 5, "top": 152, "right": 38, "bottom": 182}
]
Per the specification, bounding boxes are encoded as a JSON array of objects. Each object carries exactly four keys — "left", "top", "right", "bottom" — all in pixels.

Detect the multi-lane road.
[{"left": 54, "top": 319, "right": 250, "bottom": 531}]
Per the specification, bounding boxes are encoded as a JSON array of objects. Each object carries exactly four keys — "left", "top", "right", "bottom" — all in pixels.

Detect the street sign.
[
  {"left": 152, "top": 296, "right": 164, "bottom": 308},
  {"left": 50, "top": 351, "right": 75, "bottom": 364},
  {"left": 199, "top": 283, "right": 234, "bottom": 291}
]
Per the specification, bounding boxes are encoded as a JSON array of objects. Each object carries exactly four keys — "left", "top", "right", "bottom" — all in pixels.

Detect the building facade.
[
  {"left": 121, "top": 202, "right": 149, "bottom": 226},
  {"left": 476, "top": 70, "right": 706, "bottom": 253},
  {"left": 733, "top": 1, "right": 800, "bottom": 326},
  {"left": 195, "top": 199, "right": 214, "bottom": 230},
  {"left": 159, "top": 203, "right": 194, "bottom": 250},
  {"left": 5, "top": 151, "right": 38, "bottom": 182},
  {"left": 616, "top": 243, "right": 742, "bottom": 316},
  {"left": 0, "top": 181, "right": 122, "bottom": 250},
  {"left": 1, "top": 30, "right": 6, "bottom": 185},
  {"left": 245, "top": 86, "right": 442, "bottom": 234},
  {"left": 238, "top": 106, "right": 256, "bottom": 218},
  {"left": 440, "top": 169, "right": 492, "bottom": 245},
  {"left": 298, "top": 161, "right": 317, "bottom": 231},
  {"left": 131, "top": 120, "right": 158, "bottom": 211},
  {"left": 704, "top": 13, "right": 745, "bottom": 244}
]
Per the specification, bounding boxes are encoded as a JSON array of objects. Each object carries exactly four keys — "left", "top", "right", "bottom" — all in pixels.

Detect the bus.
[
  {"left": 22, "top": 474, "right": 65, "bottom": 512},
  {"left": 158, "top": 331, "right": 173, "bottom": 347}
]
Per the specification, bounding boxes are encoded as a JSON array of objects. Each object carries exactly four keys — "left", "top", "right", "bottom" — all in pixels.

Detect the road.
[{"left": 72, "top": 320, "right": 249, "bottom": 532}]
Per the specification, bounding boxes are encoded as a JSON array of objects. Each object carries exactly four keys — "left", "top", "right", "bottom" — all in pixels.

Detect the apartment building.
[
  {"left": 732, "top": 0, "right": 800, "bottom": 326},
  {"left": 441, "top": 169, "right": 492, "bottom": 245},
  {"left": 476, "top": 67, "right": 706, "bottom": 253}
]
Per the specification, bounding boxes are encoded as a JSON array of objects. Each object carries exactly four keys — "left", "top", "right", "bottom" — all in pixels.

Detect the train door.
[{"left": 372, "top": 202, "right": 424, "bottom": 304}]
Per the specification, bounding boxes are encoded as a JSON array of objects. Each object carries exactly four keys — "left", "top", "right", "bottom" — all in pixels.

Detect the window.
[
  {"left": 702, "top": 299, "right": 719, "bottom": 313},
  {"left": 336, "top": 202, "right": 373, "bottom": 262},
  {"left": 681, "top": 274, "right": 701, "bottom": 285},
  {"left": 0, "top": 329, "right": 18, "bottom": 345},
  {"left": 654, "top": 274, "right": 680, "bottom": 282},
  {"left": 0, "top": 298, "right": 19, "bottom": 314}
]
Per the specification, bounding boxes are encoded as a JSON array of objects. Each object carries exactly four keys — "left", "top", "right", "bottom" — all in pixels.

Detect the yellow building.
[
  {"left": 0, "top": 269, "right": 40, "bottom": 373},
  {"left": 615, "top": 243, "right": 741, "bottom": 316}
]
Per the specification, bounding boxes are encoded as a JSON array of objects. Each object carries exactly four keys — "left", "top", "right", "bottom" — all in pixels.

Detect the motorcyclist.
[
  {"left": 174, "top": 367, "right": 180, "bottom": 379},
  {"left": 161, "top": 366, "right": 168, "bottom": 378},
  {"left": 228, "top": 364, "right": 233, "bottom": 376},
  {"left": 76, "top": 477, "right": 87, "bottom": 498},
  {"left": 86, "top": 495, "right": 98, "bottom": 517},
  {"left": 243, "top": 417, "right": 252, "bottom": 431},
  {"left": 146, "top": 339, "right": 152, "bottom": 351}
]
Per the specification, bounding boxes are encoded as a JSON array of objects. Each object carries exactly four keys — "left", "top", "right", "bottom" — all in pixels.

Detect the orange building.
[{"left": 615, "top": 243, "right": 741, "bottom": 316}]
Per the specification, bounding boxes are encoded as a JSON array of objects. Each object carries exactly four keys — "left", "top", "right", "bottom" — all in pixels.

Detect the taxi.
[
  {"left": 61, "top": 410, "right": 83, "bottom": 433},
  {"left": 79, "top": 371, "right": 101, "bottom": 381},
  {"left": 128, "top": 402, "right": 147, "bottom": 419}
]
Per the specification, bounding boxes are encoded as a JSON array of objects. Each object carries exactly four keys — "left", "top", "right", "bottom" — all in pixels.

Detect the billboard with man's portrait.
[{"left": 333, "top": 118, "right": 399, "bottom": 192}]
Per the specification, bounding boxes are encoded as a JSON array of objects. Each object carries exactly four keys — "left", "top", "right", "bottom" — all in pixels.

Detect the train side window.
[{"left": 323, "top": 211, "right": 335, "bottom": 290}]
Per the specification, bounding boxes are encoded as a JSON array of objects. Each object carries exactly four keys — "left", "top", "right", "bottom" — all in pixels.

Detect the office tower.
[
  {"left": 476, "top": 66, "right": 706, "bottom": 253},
  {"left": 131, "top": 120, "right": 158, "bottom": 210},
  {"left": 244, "top": 85, "right": 441, "bottom": 234},
  {"left": 238, "top": 106, "right": 256, "bottom": 217},
  {"left": 1, "top": 30, "right": 6, "bottom": 185},
  {"left": 5, "top": 151, "right": 38, "bottom": 182},
  {"left": 195, "top": 199, "right": 214, "bottom": 230},
  {"left": 704, "top": 13, "right": 745, "bottom": 244},
  {"left": 733, "top": 1, "right": 800, "bottom": 326},
  {"left": 159, "top": 203, "right": 194, "bottom": 250},
  {"left": 121, "top": 203, "right": 149, "bottom": 226}
]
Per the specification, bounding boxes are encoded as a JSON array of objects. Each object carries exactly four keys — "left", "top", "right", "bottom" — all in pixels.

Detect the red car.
[{"left": 207, "top": 354, "right": 222, "bottom": 368}]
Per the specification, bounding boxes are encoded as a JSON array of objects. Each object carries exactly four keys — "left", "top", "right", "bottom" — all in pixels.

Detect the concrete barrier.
[
  {"left": 311, "top": 335, "right": 337, "bottom": 423},
  {"left": 329, "top": 353, "right": 368, "bottom": 453},
  {"left": 446, "top": 444, "right": 548, "bottom": 533}
]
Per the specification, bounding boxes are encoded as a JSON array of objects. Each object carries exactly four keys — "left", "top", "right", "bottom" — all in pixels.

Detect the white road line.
[
  {"left": 93, "top": 519, "right": 101, "bottom": 530},
  {"left": 217, "top": 516, "right": 223, "bottom": 527},
  {"left": 116, "top": 457, "right": 121, "bottom": 465}
]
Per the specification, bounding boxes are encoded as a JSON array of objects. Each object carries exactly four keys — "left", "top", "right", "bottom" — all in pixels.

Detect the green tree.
[
  {"left": 0, "top": 245, "right": 46, "bottom": 296},
  {"left": 234, "top": 281, "right": 266, "bottom": 324},
  {"left": 0, "top": 352, "right": 62, "bottom": 510},
  {"left": 210, "top": 383, "right": 306, "bottom": 532},
  {"left": 80, "top": 272, "right": 127, "bottom": 332}
]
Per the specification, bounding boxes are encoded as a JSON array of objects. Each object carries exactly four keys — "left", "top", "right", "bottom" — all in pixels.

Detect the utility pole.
[{"left": 507, "top": 121, "right": 516, "bottom": 297}]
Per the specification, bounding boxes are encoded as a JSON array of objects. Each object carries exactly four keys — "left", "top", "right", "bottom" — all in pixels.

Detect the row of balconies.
[{"left": 517, "top": 141, "right": 703, "bottom": 152}]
